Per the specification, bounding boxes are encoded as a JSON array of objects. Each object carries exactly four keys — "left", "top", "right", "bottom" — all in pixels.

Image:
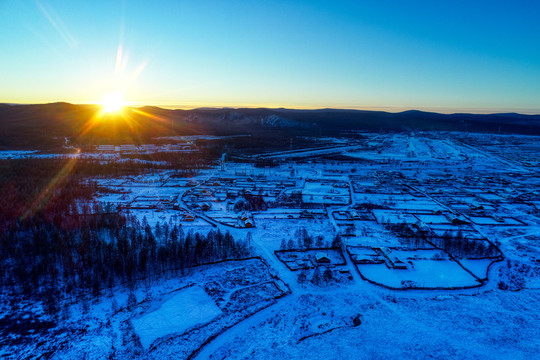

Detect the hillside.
[{"left": 1, "top": 103, "right": 539, "bottom": 149}]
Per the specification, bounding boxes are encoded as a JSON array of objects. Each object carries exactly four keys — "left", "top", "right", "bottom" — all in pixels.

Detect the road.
[{"left": 192, "top": 295, "right": 296, "bottom": 360}]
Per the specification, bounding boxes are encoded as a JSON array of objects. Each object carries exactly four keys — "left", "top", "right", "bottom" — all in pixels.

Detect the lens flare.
[{"left": 100, "top": 91, "right": 126, "bottom": 114}]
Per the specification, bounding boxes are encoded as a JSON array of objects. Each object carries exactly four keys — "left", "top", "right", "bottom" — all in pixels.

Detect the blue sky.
[{"left": 1, "top": 0, "right": 539, "bottom": 113}]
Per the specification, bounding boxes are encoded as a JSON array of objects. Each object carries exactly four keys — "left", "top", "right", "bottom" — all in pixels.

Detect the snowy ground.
[
  {"left": 356, "top": 259, "right": 481, "bottom": 289},
  {"left": 205, "top": 289, "right": 540, "bottom": 360},
  {"left": 131, "top": 286, "right": 222, "bottom": 349},
  {"left": 0, "top": 258, "right": 286, "bottom": 360},
  {"left": 3, "top": 132, "right": 540, "bottom": 359}
]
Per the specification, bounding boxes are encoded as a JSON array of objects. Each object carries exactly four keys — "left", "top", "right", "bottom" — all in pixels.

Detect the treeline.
[
  {"left": 232, "top": 192, "right": 268, "bottom": 212},
  {"left": 279, "top": 227, "right": 342, "bottom": 250},
  {"left": 0, "top": 206, "right": 251, "bottom": 304},
  {"left": 0, "top": 157, "right": 211, "bottom": 226},
  {"left": 0, "top": 157, "right": 161, "bottom": 226},
  {"left": 433, "top": 230, "right": 500, "bottom": 259},
  {"left": 0, "top": 158, "right": 95, "bottom": 227},
  {"left": 387, "top": 222, "right": 500, "bottom": 258}
]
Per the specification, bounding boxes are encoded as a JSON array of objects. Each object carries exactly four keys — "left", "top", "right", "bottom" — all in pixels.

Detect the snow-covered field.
[
  {"left": 356, "top": 259, "right": 480, "bottom": 289},
  {"left": 131, "top": 286, "right": 222, "bottom": 349}
]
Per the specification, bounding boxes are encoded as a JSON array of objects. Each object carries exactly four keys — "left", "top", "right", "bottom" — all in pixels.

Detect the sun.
[{"left": 100, "top": 91, "right": 126, "bottom": 114}]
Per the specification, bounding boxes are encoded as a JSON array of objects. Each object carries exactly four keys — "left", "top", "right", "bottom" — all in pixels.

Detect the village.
[
  {"left": 89, "top": 132, "right": 538, "bottom": 294},
  {"left": 2, "top": 131, "right": 539, "bottom": 359}
]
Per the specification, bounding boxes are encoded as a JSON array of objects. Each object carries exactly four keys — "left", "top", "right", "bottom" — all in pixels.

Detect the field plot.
[
  {"left": 344, "top": 223, "right": 404, "bottom": 247},
  {"left": 468, "top": 216, "right": 525, "bottom": 226},
  {"left": 98, "top": 192, "right": 132, "bottom": 204},
  {"left": 371, "top": 209, "right": 418, "bottom": 224},
  {"left": 469, "top": 216, "right": 501, "bottom": 225},
  {"left": 132, "top": 286, "right": 222, "bottom": 349},
  {"left": 147, "top": 258, "right": 289, "bottom": 359},
  {"left": 348, "top": 246, "right": 385, "bottom": 264},
  {"left": 457, "top": 258, "right": 497, "bottom": 280},
  {"left": 256, "top": 209, "right": 327, "bottom": 220},
  {"left": 477, "top": 193, "right": 504, "bottom": 201},
  {"left": 206, "top": 212, "right": 239, "bottom": 226},
  {"left": 302, "top": 179, "right": 350, "bottom": 205},
  {"left": 223, "top": 282, "right": 283, "bottom": 312},
  {"left": 96, "top": 177, "right": 131, "bottom": 187},
  {"left": 414, "top": 213, "right": 451, "bottom": 224},
  {"left": 501, "top": 217, "right": 527, "bottom": 225},
  {"left": 353, "top": 248, "right": 481, "bottom": 289},
  {"left": 392, "top": 199, "right": 446, "bottom": 211},
  {"left": 162, "top": 178, "right": 194, "bottom": 187}
]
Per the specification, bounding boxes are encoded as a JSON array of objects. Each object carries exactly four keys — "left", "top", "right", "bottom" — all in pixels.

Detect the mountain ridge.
[{"left": 1, "top": 103, "right": 539, "bottom": 149}]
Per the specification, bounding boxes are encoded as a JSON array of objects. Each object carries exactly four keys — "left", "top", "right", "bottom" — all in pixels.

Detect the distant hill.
[{"left": 0, "top": 103, "right": 539, "bottom": 149}]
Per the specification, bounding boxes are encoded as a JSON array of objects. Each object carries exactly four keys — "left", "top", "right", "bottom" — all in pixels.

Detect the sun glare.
[{"left": 100, "top": 92, "right": 126, "bottom": 114}]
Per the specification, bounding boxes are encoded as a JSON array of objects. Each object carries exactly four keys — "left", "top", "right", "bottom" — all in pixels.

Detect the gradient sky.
[{"left": 1, "top": 0, "right": 539, "bottom": 113}]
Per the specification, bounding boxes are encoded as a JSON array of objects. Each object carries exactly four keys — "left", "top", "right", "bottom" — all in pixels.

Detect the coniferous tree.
[
  {"left": 323, "top": 268, "right": 333, "bottom": 284},
  {"left": 311, "top": 266, "right": 321, "bottom": 285}
]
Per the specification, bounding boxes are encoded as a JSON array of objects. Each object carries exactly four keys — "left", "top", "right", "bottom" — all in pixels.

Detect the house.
[
  {"left": 300, "top": 210, "right": 314, "bottom": 219},
  {"left": 451, "top": 217, "right": 469, "bottom": 225},
  {"left": 393, "top": 258, "right": 407, "bottom": 270},
  {"left": 119, "top": 144, "right": 137, "bottom": 153},
  {"left": 140, "top": 144, "right": 158, "bottom": 152},
  {"left": 471, "top": 202, "right": 484, "bottom": 211},
  {"left": 183, "top": 214, "right": 196, "bottom": 222},
  {"left": 240, "top": 212, "right": 251, "bottom": 221},
  {"left": 96, "top": 144, "right": 116, "bottom": 153},
  {"left": 315, "top": 252, "right": 331, "bottom": 264}
]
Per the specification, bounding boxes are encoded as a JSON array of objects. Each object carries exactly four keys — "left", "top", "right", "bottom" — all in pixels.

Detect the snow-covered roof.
[{"left": 315, "top": 252, "right": 330, "bottom": 262}]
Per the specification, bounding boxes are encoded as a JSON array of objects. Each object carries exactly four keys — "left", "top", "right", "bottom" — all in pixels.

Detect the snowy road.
[{"left": 192, "top": 295, "right": 295, "bottom": 360}]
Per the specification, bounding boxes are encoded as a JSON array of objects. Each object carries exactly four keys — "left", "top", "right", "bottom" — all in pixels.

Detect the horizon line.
[{"left": 2, "top": 101, "right": 540, "bottom": 116}]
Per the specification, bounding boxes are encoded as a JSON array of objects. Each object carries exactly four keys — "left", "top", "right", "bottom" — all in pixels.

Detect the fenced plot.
[
  {"left": 352, "top": 248, "right": 482, "bottom": 290},
  {"left": 131, "top": 286, "right": 222, "bottom": 349},
  {"left": 275, "top": 248, "right": 346, "bottom": 271}
]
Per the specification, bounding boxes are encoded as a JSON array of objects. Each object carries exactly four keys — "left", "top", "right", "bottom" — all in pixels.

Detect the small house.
[
  {"left": 393, "top": 259, "right": 407, "bottom": 270},
  {"left": 315, "top": 252, "right": 331, "bottom": 264},
  {"left": 300, "top": 210, "right": 314, "bottom": 219}
]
